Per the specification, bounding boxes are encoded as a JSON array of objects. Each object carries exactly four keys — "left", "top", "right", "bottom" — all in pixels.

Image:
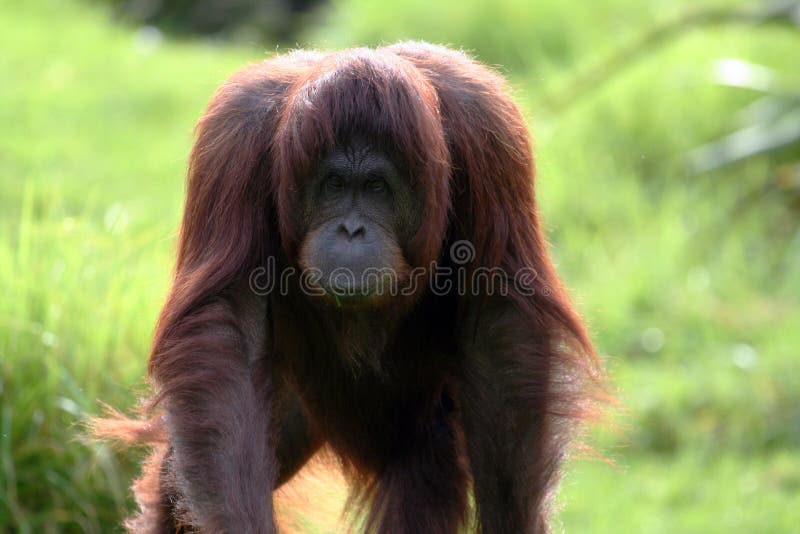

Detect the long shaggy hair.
[{"left": 92, "top": 42, "right": 605, "bottom": 533}]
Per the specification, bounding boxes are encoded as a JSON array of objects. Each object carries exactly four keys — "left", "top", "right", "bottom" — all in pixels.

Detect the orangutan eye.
[
  {"left": 325, "top": 173, "right": 345, "bottom": 191},
  {"left": 366, "top": 176, "right": 386, "bottom": 193}
]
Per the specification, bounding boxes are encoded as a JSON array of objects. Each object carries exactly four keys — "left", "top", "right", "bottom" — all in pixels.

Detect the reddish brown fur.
[{"left": 96, "top": 42, "right": 604, "bottom": 533}]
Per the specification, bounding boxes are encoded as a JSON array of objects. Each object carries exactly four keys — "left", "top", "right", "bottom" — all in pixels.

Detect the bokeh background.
[{"left": 2, "top": 0, "right": 799, "bottom": 532}]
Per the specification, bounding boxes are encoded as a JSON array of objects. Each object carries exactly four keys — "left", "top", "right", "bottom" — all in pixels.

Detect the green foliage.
[
  {"left": 1, "top": 0, "right": 798, "bottom": 532},
  {"left": 94, "top": 0, "right": 325, "bottom": 42}
]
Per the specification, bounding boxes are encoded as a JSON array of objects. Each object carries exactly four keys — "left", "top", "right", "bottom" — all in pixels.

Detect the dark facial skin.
[{"left": 298, "top": 143, "right": 416, "bottom": 305}]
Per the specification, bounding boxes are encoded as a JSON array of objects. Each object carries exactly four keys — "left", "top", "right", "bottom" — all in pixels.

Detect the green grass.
[
  {"left": 560, "top": 452, "right": 800, "bottom": 533},
  {"left": 1, "top": 0, "right": 798, "bottom": 532}
]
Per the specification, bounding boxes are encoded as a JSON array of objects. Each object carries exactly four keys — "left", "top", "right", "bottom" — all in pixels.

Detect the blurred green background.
[{"left": 1, "top": 0, "right": 799, "bottom": 532}]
